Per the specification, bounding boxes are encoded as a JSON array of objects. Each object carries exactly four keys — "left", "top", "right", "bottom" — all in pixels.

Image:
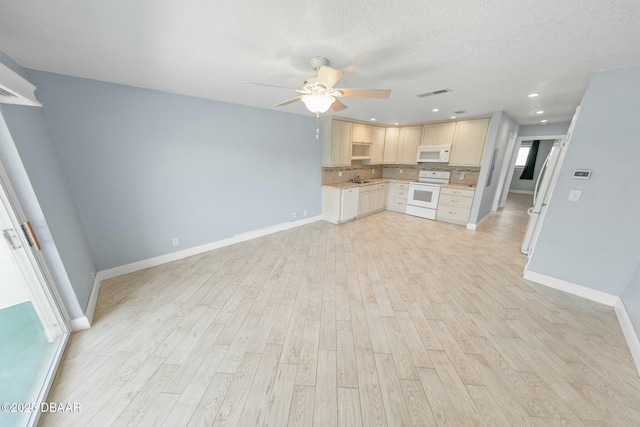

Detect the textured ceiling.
[{"left": 1, "top": 0, "right": 639, "bottom": 125}]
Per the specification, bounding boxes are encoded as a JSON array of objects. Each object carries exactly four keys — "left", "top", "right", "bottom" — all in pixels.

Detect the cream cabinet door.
[
  {"left": 369, "top": 126, "right": 386, "bottom": 164},
  {"left": 383, "top": 127, "right": 400, "bottom": 164},
  {"left": 357, "top": 186, "right": 376, "bottom": 216},
  {"left": 352, "top": 124, "right": 373, "bottom": 143},
  {"left": 420, "top": 124, "right": 437, "bottom": 145},
  {"left": 375, "top": 184, "right": 388, "bottom": 210},
  {"left": 331, "top": 120, "right": 352, "bottom": 166},
  {"left": 398, "top": 126, "right": 422, "bottom": 164},
  {"left": 322, "top": 119, "right": 353, "bottom": 167},
  {"left": 449, "top": 118, "right": 490, "bottom": 166},
  {"left": 421, "top": 122, "right": 456, "bottom": 146},
  {"left": 435, "top": 122, "right": 456, "bottom": 146}
]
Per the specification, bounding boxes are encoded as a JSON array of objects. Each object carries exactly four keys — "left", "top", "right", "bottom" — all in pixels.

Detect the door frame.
[
  {"left": 0, "top": 156, "right": 71, "bottom": 426},
  {"left": 492, "top": 133, "right": 566, "bottom": 211}
]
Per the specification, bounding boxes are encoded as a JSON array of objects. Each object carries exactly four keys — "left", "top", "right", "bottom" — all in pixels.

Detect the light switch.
[{"left": 568, "top": 189, "right": 582, "bottom": 201}]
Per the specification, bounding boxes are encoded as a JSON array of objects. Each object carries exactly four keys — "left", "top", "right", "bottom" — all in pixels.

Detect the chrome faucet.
[{"left": 350, "top": 174, "right": 360, "bottom": 182}]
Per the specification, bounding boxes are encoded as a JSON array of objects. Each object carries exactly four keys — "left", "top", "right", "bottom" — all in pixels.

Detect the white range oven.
[{"left": 406, "top": 171, "right": 451, "bottom": 220}]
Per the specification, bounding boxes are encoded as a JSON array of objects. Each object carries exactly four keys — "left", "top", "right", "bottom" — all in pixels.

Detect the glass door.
[{"left": 0, "top": 160, "right": 69, "bottom": 427}]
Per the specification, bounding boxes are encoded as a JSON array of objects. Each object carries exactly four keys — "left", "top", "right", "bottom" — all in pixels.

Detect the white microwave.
[{"left": 416, "top": 145, "right": 451, "bottom": 163}]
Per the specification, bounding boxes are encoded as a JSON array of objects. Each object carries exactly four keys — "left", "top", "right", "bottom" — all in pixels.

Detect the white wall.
[{"left": 526, "top": 64, "right": 640, "bottom": 296}]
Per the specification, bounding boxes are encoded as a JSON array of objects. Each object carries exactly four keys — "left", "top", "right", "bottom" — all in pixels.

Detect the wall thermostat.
[{"left": 572, "top": 169, "right": 592, "bottom": 179}]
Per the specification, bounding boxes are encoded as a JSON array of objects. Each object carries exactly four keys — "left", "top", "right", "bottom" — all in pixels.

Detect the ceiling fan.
[{"left": 248, "top": 56, "right": 391, "bottom": 116}]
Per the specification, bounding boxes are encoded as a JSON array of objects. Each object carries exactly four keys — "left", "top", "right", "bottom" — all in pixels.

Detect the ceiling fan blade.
[
  {"left": 331, "top": 99, "right": 348, "bottom": 112},
  {"left": 246, "top": 81, "right": 298, "bottom": 90},
  {"left": 274, "top": 96, "right": 302, "bottom": 107},
  {"left": 316, "top": 66, "right": 343, "bottom": 88},
  {"left": 336, "top": 88, "right": 391, "bottom": 99}
]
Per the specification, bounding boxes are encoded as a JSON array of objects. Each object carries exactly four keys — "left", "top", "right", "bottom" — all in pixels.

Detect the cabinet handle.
[{"left": 449, "top": 211, "right": 456, "bottom": 215}]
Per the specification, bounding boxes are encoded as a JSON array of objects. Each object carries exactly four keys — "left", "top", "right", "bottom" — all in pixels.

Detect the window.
[{"left": 515, "top": 143, "right": 532, "bottom": 167}]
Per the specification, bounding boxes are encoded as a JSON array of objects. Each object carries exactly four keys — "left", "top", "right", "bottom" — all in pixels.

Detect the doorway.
[{"left": 0, "top": 158, "right": 70, "bottom": 427}]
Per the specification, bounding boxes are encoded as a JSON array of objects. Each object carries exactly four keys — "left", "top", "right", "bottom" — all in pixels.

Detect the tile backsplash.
[
  {"left": 323, "top": 164, "right": 480, "bottom": 186},
  {"left": 322, "top": 165, "right": 384, "bottom": 184}
]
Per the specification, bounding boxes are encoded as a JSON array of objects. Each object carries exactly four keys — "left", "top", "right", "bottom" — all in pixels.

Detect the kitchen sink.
[{"left": 351, "top": 180, "right": 375, "bottom": 185}]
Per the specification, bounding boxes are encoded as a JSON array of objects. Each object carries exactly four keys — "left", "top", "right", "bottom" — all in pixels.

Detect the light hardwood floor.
[{"left": 43, "top": 193, "right": 640, "bottom": 426}]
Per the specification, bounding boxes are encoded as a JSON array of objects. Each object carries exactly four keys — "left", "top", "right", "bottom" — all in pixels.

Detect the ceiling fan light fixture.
[{"left": 301, "top": 94, "right": 335, "bottom": 114}]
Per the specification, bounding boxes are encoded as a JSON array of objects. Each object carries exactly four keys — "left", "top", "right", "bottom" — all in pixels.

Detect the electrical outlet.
[
  {"left": 372, "top": 169, "right": 375, "bottom": 174},
  {"left": 338, "top": 171, "right": 343, "bottom": 177},
  {"left": 172, "top": 237, "right": 179, "bottom": 246},
  {"left": 293, "top": 212, "right": 297, "bottom": 219},
  {"left": 459, "top": 172, "right": 465, "bottom": 180},
  {"left": 303, "top": 210, "right": 307, "bottom": 217},
  {"left": 400, "top": 168, "right": 403, "bottom": 173},
  {"left": 92, "top": 272, "right": 96, "bottom": 280}
]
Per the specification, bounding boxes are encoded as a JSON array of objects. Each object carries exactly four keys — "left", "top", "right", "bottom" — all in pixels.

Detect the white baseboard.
[
  {"left": 614, "top": 299, "right": 640, "bottom": 376},
  {"left": 98, "top": 215, "right": 323, "bottom": 281},
  {"left": 508, "top": 189, "right": 535, "bottom": 195},
  {"left": 467, "top": 211, "right": 492, "bottom": 231},
  {"left": 523, "top": 270, "right": 619, "bottom": 306},
  {"left": 524, "top": 268, "right": 640, "bottom": 376}
]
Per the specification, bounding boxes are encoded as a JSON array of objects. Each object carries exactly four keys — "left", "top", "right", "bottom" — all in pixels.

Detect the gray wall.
[
  {"left": 469, "top": 111, "right": 519, "bottom": 225},
  {"left": 519, "top": 122, "right": 570, "bottom": 137},
  {"left": 0, "top": 51, "right": 96, "bottom": 319},
  {"left": 509, "top": 139, "right": 555, "bottom": 193},
  {"left": 527, "top": 64, "right": 640, "bottom": 296},
  {"left": 27, "top": 70, "right": 321, "bottom": 270},
  {"left": 0, "top": 105, "right": 97, "bottom": 317}
]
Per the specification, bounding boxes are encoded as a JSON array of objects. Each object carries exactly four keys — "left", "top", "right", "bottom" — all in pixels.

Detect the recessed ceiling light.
[
  {"left": 541, "top": 119, "right": 548, "bottom": 123},
  {"left": 432, "top": 108, "right": 439, "bottom": 112},
  {"left": 394, "top": 122, "right": 399, "bottom": 125},
  {"left": 536, "top": 110, "right": 544, "bottom": 114},
  {"left": 528, "top": 93, "right": 539, "bottom": 98},
  {"left": 450, "top": 116, "right": 456, "bottom": 119},
  {"left": 371, "top": 118, "right": 376, "bottom": 121}
]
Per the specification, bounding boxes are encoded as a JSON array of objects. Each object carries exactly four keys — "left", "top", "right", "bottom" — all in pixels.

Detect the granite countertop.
[
  {"left": 323, "top": 178, "right": 415, "bottom": 189},
  {"left": 324, "top": 179, "right": 476, "bottom": 190},
  {"left": 444, "top": 184, "right": 476, "bottom": 189}
]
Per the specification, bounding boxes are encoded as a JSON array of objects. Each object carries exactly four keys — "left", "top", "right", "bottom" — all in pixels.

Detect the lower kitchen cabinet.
[
  {"left": 387, "top": 182, "right": 409, "bottom": 213},
  {"left": 358, "top": 183, "right": 387, "bottom": 217},
  {"left": 436, "top": 186, "right": 475, "bottom": 225},
  {"left": 322, "top": 186, "right": 360, "bottom": 224}
]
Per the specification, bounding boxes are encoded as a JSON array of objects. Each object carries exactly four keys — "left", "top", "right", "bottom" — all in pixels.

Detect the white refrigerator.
[{"left": 520, "top": 107, "right": 581, "bottom": 256}]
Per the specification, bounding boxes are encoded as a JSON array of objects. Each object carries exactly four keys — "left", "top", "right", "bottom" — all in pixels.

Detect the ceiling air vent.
[
  {"left": 0, "top": 87, "right": 18, "bottom": 99},
  {"left": 454, "top": 110, "right": 467, "bottom": 114},
  {"left": 0, "top": 62, "right": 42, "bottom": 107},
  {"left": 417, "top": 88, "right": 452, "bottom": 98}
]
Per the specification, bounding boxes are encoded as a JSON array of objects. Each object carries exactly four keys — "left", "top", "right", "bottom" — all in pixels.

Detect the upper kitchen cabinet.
[
  {"left": 421, "top": 122, "right": 456, "bottom": 146},
  {"left": 369, "top": 126, "right": 386, "bottom": 164},
  {"left": 351, "top": 123, "right": 373, "bottom": 143},
  {"left": 449, "top": 118, "right": 490, "bottom": 167},
  {"left": 383, "top": 125, "right": 422, "bottom": 164},
  {"left": 397, "top": 126, "right": 422, "bottom": 164},
  {"left": 321, "top": 118, "right": 352, "bottom": 167},
  {"left": 382, "top": 127, "right": 400, "bottom": 164}
]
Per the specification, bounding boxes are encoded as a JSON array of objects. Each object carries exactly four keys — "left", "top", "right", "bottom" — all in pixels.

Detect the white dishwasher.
[{"left": 341, "top": 187, "right": 360, "bottom": 222}]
